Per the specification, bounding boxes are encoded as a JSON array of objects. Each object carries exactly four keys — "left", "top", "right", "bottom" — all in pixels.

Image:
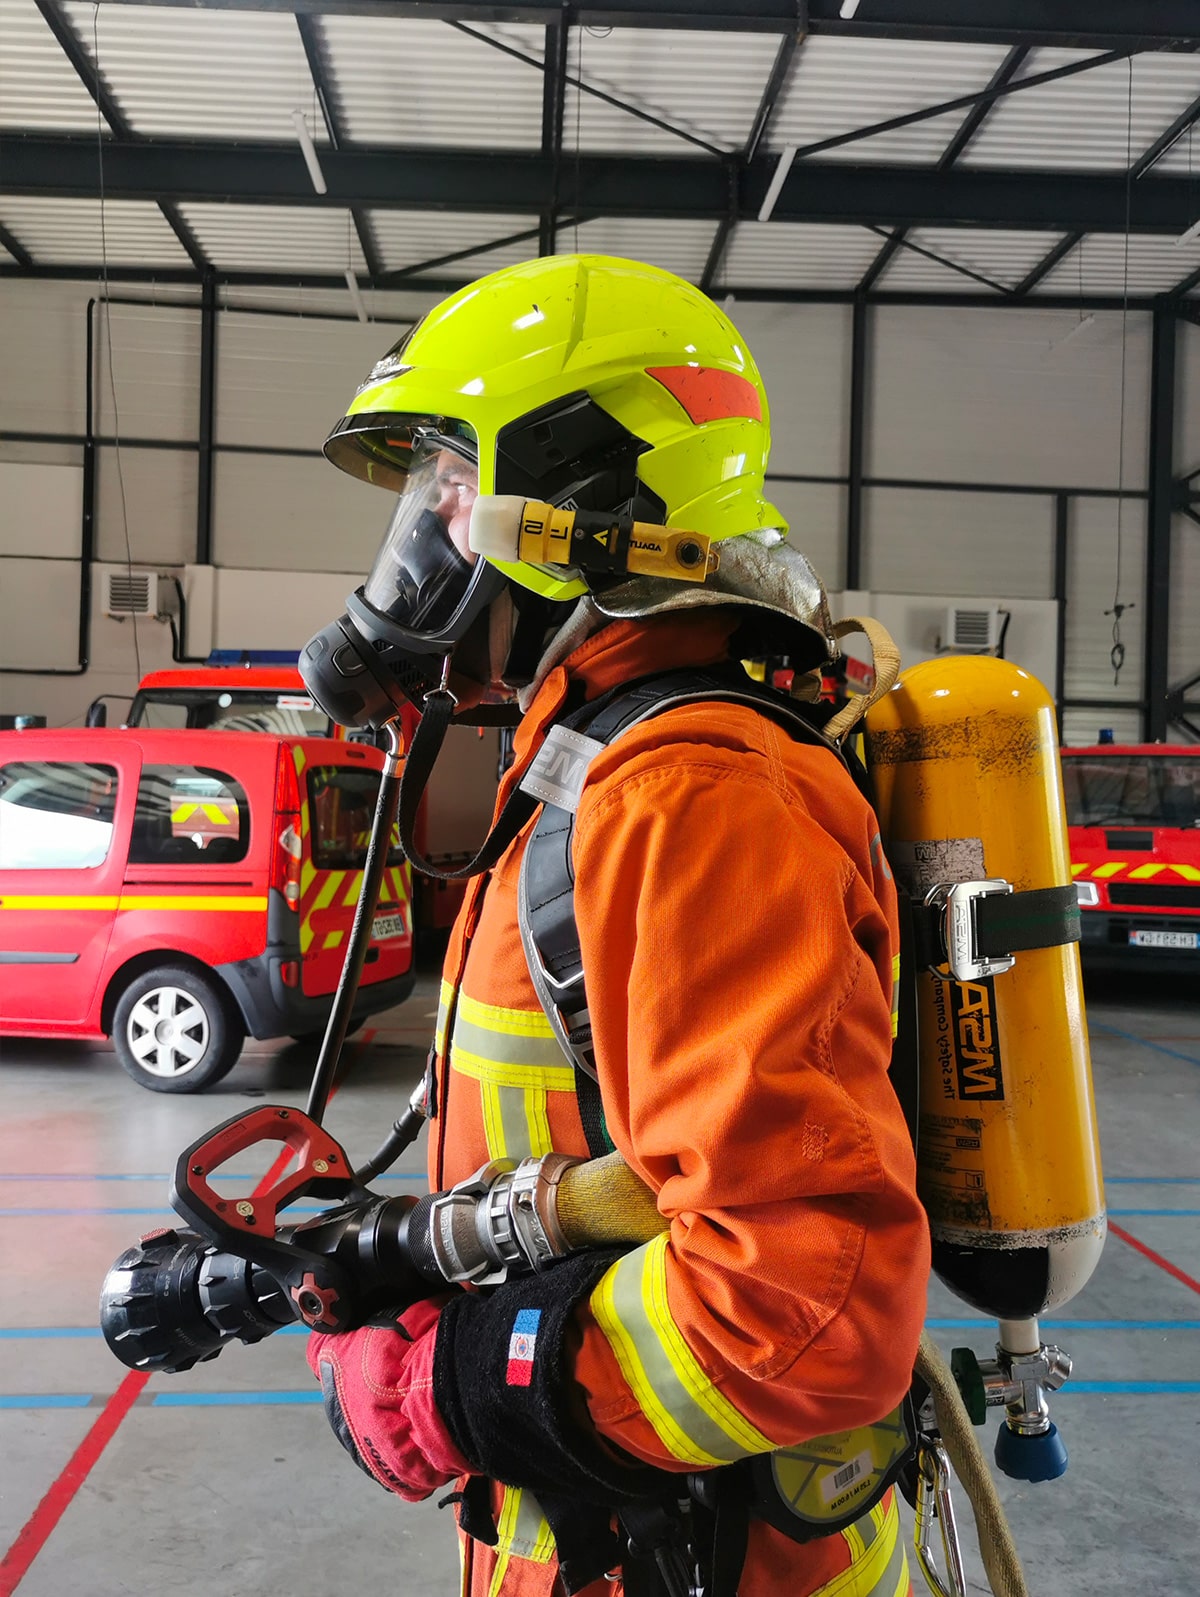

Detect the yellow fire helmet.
[{"left": 323, "top": 254, "right": 785, "bottom": 605}]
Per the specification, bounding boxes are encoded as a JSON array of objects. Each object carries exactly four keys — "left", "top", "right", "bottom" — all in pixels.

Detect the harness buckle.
[{"left": 924, "top": 879, "right": 1015, "bottom": 983}]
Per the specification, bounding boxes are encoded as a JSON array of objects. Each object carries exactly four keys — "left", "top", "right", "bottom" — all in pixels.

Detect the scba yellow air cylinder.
[{"left": 865, "top": 655, "right": 1105, "bottom": 1480}]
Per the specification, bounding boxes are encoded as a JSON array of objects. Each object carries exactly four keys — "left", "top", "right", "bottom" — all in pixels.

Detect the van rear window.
[
  {"left": 1062, "top": 755, "right": 1200, "bottom": 828},
  {"left": 0, "top": 761, "right": 118, "bottom": 870},
  {"left": 308, "top": 767, "right": 403, "bottom": 869},
  {"left": 130, "top": 765, "right": 250, "bottom": 864}
]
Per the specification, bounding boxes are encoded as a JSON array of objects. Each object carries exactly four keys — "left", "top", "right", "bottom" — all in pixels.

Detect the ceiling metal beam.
[
  {"left": 701, "top": 23, "right": 806, "bottom": 294},
  {"left": 62, "top": 0, "right": 1200, "bottom": 48},
  {"left": 11, "top": 135, "right": 1200, "bottom": 234},
  {"left": 0, "top": 222, "right": 34, "bottom": 269},
  {"left": 857, "top": 42, "right": 1028, "bottom": 292},
  {"left": 295, "top": 12, "right": 383, "bottom": 279}
]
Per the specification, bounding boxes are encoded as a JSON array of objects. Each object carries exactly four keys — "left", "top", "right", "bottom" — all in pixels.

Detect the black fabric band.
[
  {"left": 913, "top": 882, "right": 1081, "bottom": 970},
  {"left": 433, "top": 1251, "right": 667, "bottom": 1510}
]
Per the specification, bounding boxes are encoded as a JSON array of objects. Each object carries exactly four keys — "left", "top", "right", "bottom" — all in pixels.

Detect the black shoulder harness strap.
[{"left": 517, "top": 664, "right": 849, "bottom": 1132}]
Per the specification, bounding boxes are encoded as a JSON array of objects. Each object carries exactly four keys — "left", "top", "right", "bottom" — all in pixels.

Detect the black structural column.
[
  {"left": 196, "top": 273, "right": 217, "bottom": 566},
  {"left": 845, "top": 292, "right": 868, "bottom": 591},
  {"left": 1145, "top": 300, "right": 1177, "bottom": 743},
  {"left": 1053, "top": 492, "right": 1069, "bottom": 732}
]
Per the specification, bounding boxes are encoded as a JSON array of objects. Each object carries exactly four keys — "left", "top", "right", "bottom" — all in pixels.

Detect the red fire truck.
[{"left": 1062, "top": 743, "right": 1200, "bottom": 970}]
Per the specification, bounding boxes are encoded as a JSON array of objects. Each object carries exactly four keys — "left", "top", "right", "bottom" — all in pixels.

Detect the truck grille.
[{"left": 1107, "top": 883, "right": 1200, "bottom": 909}]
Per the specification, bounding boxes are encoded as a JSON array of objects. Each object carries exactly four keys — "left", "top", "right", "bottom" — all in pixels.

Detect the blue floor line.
[
  {"left": 1063, "top": 1381, "right": 1200, "bottom": 1394},
  {"left": 1091, "top": 1023, "right": 1200, "bottom": 1070},
  {"left": 1108, "top": 1208, "right": 1200, "bottom": 1216},
  {"left": 0, "top": 1393, "right": 93, "bottom": 1409},
  {"left": 152, "top": 1390, "right": 323, "bottom": 1407},
  {"left": 1107, "top": 1177, "right": 1200, "bottom": 1185}
]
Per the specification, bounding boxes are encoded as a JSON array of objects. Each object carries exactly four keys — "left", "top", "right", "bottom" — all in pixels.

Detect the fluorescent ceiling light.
[
  {"left": 1055, "top": 313, "right": 1095, "bottom": 350},
  {"left": 839, "top": 0, "right": 861, "bottom": 16},
  {"left": 344, "top": 267, "right": 369, "bottom": 324},
  {"left": 292, "top": 108, "right": 327, "bottom": 196},
  {"left": 1176, "top": 218, "right": 1200, "bottom": 247},
  {"left": 758, "top": 145, "right": 797, "bottom": 224}
]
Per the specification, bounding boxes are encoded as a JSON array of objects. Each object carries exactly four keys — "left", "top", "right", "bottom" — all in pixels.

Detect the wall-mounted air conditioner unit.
[
  {"left": 104, "top": 569, "right": 156, "bottom": 618},
  {"left": 945, "top": 605, "right": 1002, "bottom": 653}
]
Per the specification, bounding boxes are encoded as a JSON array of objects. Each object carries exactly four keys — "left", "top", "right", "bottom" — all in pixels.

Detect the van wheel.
[{"left": 112, "top": 967, "right": 244, "bottom": 1093}]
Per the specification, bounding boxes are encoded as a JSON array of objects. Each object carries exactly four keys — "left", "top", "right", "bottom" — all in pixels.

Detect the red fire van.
[
  {"left": 1063, "top": 743, "right": 1200, "bottom": 970},
  {"left": 0, "top": 727, "right": 413, "bottom": 1091}
]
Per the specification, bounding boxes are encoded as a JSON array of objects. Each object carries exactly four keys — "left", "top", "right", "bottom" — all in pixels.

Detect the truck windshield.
[
  {"left": 1062, "top": 755, "right": 1200, "bottom": 828},
  {"left": 308, "top": 767, "right": 404, "bottom": 868},
  {"left": 128, "top": 689, "right": 332, "bottom": 738}
]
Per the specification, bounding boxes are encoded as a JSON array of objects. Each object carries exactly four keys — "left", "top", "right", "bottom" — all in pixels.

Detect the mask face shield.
[{"left": 302, "top": 431, "right": 510, "bottom": 730}]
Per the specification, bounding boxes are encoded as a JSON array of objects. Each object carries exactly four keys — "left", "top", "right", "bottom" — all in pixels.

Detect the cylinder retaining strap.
[{"left": 914, "top": 882, "right": 1081, "bottom": 983}]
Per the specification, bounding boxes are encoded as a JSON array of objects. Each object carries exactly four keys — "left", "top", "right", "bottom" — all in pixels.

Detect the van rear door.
[
  {"left": 295, "top": 742, "right": 413, "bottom": 997},
  {"left": 0, "top": 735, "right": 132, "bottom": 1027}
]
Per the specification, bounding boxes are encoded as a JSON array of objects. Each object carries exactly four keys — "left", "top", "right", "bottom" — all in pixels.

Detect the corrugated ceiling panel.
[
  {"left": 564, "top": 29, "right": 779, "bottom": 155},
  {"left": 322, "top": 17, "right": 544, "bottom": 149},
  {"left": 1034, "top": 233, "right": 1200, "bottom": 296},
  {"left": 0, "top": 0, "right": 109, "bottom": 130},
  {"left": 965, "top": 49, "right": 1200, "bottom": 171},
  {"left": 178, "top": 205, "right": 367, "bottom": 273},
  {"left": 218, "top": 284, "right": 442, "bottom": 322},
  {"left": 557, "top": 218, "right": 718, "bottom": 281},
  {"left": 720, "top": 222, "right": 879, "bottom": 289},
  {"left": 369, "top": 211, "right": 534, "bottom": 277},
  {"left": 0, "top": 196, "right": 188, "bottom": 265},
  {"left": 60, "top": 2, "right": 326, "bottom": 141},
  {"left": 771, "top": 37, "right": 1009, "bottom": 164},
  {"left": 875, "top": 228, "right": 1065, "bottom": 293}
]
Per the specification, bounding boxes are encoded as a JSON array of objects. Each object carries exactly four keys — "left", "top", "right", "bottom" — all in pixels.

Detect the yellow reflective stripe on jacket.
[
  {"left": 890, "top": 952, "right": 901, "bottom": 1039},
  {"left": 590, "top": 1233, "right": 775, "bottom": 1467},
  {"left": 494, "top": 1486, "right": 554, "bottom": 1564},
  {"left": 445, "top": 988, "right": 575, "bottom": 1161},
  {"left": 814, "top": 1493, "right": 908, "bottom": 1597},
  {"left": 1, "top": 895, "right": 266, "bottom": 912}
]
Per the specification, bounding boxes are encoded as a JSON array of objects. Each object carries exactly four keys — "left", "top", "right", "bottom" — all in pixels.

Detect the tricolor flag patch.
[{"left": 506, "top": 1309, "right": 542, "bottom": 1387}]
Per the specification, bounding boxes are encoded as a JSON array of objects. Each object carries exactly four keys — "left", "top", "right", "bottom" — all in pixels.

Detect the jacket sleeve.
[{"left": 565, "top": 715, "right": 930, "bottom": 1472}]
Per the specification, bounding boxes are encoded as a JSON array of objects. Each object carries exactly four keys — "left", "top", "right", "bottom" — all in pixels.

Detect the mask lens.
[{"left": 361, "top": 444, "right": 481, "bottom": 636}]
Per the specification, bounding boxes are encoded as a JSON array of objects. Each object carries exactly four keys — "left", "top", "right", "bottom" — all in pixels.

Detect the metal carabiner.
[{"left": 914, "top": 1437, "right": 967, "bottom": 1597}]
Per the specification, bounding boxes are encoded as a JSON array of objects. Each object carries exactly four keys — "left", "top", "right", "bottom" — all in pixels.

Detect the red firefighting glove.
[{"left": 306, "top": 1298, "right": 471, "bottom": 1501}]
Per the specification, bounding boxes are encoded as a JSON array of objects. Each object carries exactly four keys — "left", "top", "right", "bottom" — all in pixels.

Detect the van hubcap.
[{"left": 128, "top": 987, "right": 209, "bottom": 1077}]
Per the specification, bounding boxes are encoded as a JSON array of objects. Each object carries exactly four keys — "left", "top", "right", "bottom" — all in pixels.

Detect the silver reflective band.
[
  {"left": 424, "top": 1152, "right": 584, "bottom": 1287},
  {"left": 520, "top": 725, "right": 606, "bottom": 813},
  {"left": 923, "top": 879, "right": 1015, "bottom": 982}
]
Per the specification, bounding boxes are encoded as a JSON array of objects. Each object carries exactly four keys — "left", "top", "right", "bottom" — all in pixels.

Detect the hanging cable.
[
  {"left": 1105, "top": 55, "right": 1136, "bottom": 688},
  {"left": 92, "top": 2, "right": 142, "bottom": 682}
]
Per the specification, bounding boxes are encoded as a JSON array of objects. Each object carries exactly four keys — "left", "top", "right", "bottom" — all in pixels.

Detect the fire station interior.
[{"left": 2, "top": 2, "right": 1200, "bottom": 1594}]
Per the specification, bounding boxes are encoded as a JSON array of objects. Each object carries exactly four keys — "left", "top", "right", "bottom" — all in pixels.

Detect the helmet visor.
[{"left": 361, "top": 436, "right": 488, "bottom": 639}]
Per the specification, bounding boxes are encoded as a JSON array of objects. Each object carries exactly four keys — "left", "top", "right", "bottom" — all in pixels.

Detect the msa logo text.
[{"left": 950, "top": 980, "right": 1005, "bottom": 1101}]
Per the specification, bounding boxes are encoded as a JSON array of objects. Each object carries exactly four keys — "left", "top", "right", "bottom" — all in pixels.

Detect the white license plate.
[
  {"left": 372, "top": 912, "right": 406, "bottom": 942},
  {"left": 1129, "top": 928, "right": 1199, "bottom": 950}
]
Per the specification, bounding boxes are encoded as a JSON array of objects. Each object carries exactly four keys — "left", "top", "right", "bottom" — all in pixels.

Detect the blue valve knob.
[{"left": 994, "top": 1420, "right": 1068, "bottom": 1482}]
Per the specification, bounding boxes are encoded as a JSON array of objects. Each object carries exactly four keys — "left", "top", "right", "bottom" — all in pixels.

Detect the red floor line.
[
  {"left": 0, "top": 1369, "right": 147, "bottom": 1597},
  {"left": 0, "top": 1072, "right": 353, "bottom": 1591},
  {"left": 1110, "top": 1221, "right": 1200, "bottom": 1298}
]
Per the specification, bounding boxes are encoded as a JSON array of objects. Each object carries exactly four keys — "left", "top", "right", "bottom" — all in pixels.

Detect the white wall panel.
[
  {"left": 0, "top": 558, "right": 81, "bottom": 672},
  {"left": 212, "top": 568, "right": 362, "bottom": 652},
  {"left": 869, "top": 306, "right": 1150, "bottom": 490},
  {"left": 864, "top": 487, "right": 1055, "bottom": 599},
  {"left": 95, "top": 303, "right": 202, "bottom": 442},
  {"left": 0, "top": 462, "right": 82, "bottom": 557},
  {"left": 215, "top": 313, "right": 397, "bottom": 451},
  {"left": 95, "top": 447, "right": 196, "bottom": 566},
  {"left": 1064, "top": 495, "right": 1146, "bottom": 706},
  {"left": 765, "top": 480, "right": 844, "bottom": 591},
  {"left": 1061, "top": 707, "right": 1142, "bottom": 748},
  {"left": 866, "top": 591, "right": 1058, "bottom": 694},
  {"left": 735, "top": 302, "right": 852, "bottom": 473},
  {"left": 212, "top": 451, "right": 385, "bottom": 573}
]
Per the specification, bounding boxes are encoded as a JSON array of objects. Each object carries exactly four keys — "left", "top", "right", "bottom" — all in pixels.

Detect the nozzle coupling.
[{"left": 414, "top": 1152, "right": 583, "bottom": 1288}]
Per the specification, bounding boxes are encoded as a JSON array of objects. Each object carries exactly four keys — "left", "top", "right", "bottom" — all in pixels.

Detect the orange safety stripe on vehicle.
[{"left": 0, "top": 895, "right": 266, "bottom": 912}]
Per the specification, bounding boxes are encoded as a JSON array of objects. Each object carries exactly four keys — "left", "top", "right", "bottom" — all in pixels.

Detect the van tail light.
[
  {"left": 280, "top": 960, "right": 300, "bottom": 989},
  {"left": 274, "top": 751, "right": 303, "bottom": 912}
]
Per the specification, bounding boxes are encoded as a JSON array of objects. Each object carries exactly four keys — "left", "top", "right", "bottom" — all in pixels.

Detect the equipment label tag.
[
  {"left": 934, "top": 975, "right": 1005, "bottom": 1101},
  {"left": 520, "top": 725, "right": 606, "bottom": 812},
  {"left": 889, "top": 836, "right": 985, "bottom": 896}
]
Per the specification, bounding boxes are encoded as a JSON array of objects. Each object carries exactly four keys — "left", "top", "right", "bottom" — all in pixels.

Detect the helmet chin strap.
[{"left": 394, "top": 655, "right": 533, "bottom": 883}]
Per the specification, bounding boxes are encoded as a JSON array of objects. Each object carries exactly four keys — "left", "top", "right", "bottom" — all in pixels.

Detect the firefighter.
[{"left": 303, "top": 255, "right": 930, "bottom": 1597}]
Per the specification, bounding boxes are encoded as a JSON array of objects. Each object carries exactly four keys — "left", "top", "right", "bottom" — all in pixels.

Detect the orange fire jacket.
[{"left": 430, "top": 609, "right": 930, "bottom": 1597}]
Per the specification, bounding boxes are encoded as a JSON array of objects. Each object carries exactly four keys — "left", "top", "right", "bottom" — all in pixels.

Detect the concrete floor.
[{"left": 1, "top": 966, "right": 1197, "bottom": 1596}]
